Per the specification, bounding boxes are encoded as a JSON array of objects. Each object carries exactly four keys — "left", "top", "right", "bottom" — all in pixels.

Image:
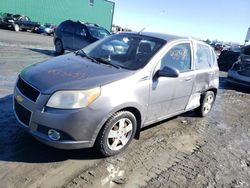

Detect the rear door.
[
  {"left": 15, "top": 16, "right": 27, "bottom": 29},
  {"left": 20, "top": 16, "right": 32, "bottom": 30},
  {"left": 192, "top": 42, "right": 218, "bottom": 94},
  {"left": 62, "top": 22, "right": 76, "bottom": 50},
  {"left": 146, "top": 41, "right": 195, "bottom": 122}
]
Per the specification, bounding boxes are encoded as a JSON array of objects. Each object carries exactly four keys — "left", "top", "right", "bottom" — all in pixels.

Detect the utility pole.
[{"left": 244, "top": 27, "right": 250, "bottom": 46}]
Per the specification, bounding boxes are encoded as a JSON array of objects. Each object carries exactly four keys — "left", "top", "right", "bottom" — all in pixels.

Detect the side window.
[
  {"left": 195, "top": 44, "right": 212, "bottom": 69},
  {"left": 64, "top": 23, "right": 76, "bottom": 33},
  {"left": 161, "top": 43, "right": 191, "bottom": 72},
  {"left": 60, "top": 21, "right": 70, "bottom": 31}
]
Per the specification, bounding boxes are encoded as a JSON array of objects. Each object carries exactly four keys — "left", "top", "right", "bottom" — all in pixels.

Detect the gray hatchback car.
[{"left": 13, "top": 32, "right": 219, "bottom": 156}]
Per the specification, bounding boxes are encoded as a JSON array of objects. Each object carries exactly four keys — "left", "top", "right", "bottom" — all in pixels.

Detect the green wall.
[{"left": 0, "top": 0, "right": 114, "bottom": 31}]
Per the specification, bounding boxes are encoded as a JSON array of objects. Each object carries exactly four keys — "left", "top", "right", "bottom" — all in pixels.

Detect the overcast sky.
[{"left": 111, "top": 0, "right": 250, "bottom": 44}]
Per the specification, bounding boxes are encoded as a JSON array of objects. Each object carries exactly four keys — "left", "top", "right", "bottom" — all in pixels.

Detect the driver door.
[{"left": 146, "top": 42, "right": 195, "bottom": 122}]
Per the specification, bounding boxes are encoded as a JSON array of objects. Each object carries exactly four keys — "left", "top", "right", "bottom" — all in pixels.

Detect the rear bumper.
[{"left": 227, "top": 70, "right": 250, "bottom": 87}]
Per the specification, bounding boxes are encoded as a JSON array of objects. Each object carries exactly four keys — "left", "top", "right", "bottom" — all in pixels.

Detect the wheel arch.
[
  {"left": 118, "top": 106, "right": 142, "bottom": 139},
  {"left": 194, "top": 87, "right": 217, "bottom": 117}
]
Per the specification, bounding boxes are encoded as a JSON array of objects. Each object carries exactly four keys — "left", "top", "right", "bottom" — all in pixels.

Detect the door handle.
[{"left": 185, "top": 77, "right": 192, "bottom": 81}]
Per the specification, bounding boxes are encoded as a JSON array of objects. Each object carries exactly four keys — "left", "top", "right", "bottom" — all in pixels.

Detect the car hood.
[{"left": 20, "top": 53, "right": 134, "bottom": 94}]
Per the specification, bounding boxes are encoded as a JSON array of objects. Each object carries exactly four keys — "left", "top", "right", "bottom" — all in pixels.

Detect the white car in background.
[{"left": 37, "top": 23, "right": 56, "bottom": 35}]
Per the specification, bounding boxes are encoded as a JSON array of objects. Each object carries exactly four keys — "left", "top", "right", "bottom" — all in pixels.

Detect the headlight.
[{"left": 46, "top": 87, "right": 101, "bottom": 109}]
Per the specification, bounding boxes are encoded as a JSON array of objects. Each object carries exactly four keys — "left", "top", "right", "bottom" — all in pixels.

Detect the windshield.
[
  {"left": 1, "top": 13, "right": 10, "bottom": 17},
  {"left": 87, "top": 26, "right": 110, "bottom": 39},
  {"left": 13, "top": 15, "right": 21, "bottom": 18},
  {"left": 44, "top": 24, "right": 51, "bottom": 27},
  {"left": 82, "top": 33, "right": 166, "bottom": 70}
]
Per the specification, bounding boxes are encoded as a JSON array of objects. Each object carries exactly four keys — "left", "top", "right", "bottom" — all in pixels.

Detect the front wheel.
[
  {"left": 96, "top": 111, "right": 137, "bottom": 157},
  {"left": 195, "top": 91, "right": 215, "bottom": 117}
]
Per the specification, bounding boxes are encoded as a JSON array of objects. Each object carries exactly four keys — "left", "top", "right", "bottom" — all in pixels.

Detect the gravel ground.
[{"left": 0, "top": 29, "right": 249, "bottom": 188}]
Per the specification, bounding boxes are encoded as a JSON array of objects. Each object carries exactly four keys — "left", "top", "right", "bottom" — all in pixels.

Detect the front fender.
[{"left": 89, "top": 101, "right": 145, "bottom": 146}]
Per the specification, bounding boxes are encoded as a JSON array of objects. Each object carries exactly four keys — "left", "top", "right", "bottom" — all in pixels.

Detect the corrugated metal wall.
[{"left": 0, "top": 0, "right": 114, "bottom": 31}]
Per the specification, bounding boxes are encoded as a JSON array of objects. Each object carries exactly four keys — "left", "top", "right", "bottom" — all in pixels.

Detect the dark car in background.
[
  {"left": 227, "top": 45, "right": 250, "bottom": 88},
  {"left": 214, "top": 43, "right": 224, "bottom": 51},
  {"left": 218, "top": 46, "right": 241, "bottom": 71},
  {"left": 37, "top": 23, "right": 57, "bottom": 35},
  {"left": 53, "top": 20, "right": 110, "bottom": 54},
  {"left": 0, "top": 13, "right": 40, "bottom": 32}
]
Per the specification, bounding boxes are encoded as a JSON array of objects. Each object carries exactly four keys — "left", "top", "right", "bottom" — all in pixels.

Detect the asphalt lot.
[
  {"left": 0, "top": 29, "right": 53, "bottom": 48},
  {"left": 0, "top": 29, "right": 250, "bottom": 188}
]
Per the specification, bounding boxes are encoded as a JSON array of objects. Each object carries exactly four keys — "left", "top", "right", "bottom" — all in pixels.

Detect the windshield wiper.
[
  {"left": 75, "top": 51, "right": 121, "bottom": 69},
  {"left": 74, "top": 50, "right": 99, "bottom": 64},
  {"left": 92, "top": 57, "right": 121, "bottom": 69}
]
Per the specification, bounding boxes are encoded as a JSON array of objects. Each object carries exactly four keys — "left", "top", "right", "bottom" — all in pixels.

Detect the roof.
[{"left": 125, "top": 31, "right": 187, "bottom": 42}]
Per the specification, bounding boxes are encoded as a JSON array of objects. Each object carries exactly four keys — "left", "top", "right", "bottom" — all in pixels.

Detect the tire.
[
  {"left": 195, "top": 91, "right": 215, "bottom": 117},
  {"left": 31, "top": 27, "right": 39, "bottom": 33},
  {"left": 55, "top": 39, "right": 64, "bottom": 55},
  {"left": 13, "top": 24, "right": 20, "bottom": 32},
  {"left": 96, "top": 111, "right": 137, "bottom": 157}
]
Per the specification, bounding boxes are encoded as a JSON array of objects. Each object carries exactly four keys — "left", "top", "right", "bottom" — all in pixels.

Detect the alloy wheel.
[
  {"left": 107, "top": 118, "right": 133, "bottom": 151},
  {"left": 203, "top": 94, "right": 214, "bottom": 114}
]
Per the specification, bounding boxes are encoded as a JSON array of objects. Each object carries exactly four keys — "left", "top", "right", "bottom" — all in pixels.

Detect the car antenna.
[{"left": 138, "top": 27, "right": 146, "bottom": 34}]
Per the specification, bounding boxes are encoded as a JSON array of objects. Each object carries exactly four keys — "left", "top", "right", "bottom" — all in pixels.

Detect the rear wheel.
[
  {"left": 96, "top": 111, "right": 137, "bottom": 157},
  {"left": 55, "top": 39, "right": 64, "bottom": 55},
  {"left": 195, "top": 91, "right": 215, "bottom": 117}
]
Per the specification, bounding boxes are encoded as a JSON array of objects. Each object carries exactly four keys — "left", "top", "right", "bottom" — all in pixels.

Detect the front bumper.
[
  {"left": 13, "top": 86, "right": 104, "bottom": 149},
  {"left": 227, "top": 70, "right": 250, "bottom": 87}
]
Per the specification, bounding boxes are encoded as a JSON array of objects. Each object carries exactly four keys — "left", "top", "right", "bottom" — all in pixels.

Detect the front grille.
[
  {"left": 14, "top": 99, "right": 32, "bottom": 126},
  {"left": 16, "top": 77, "right": 40, "bottom": 102}
]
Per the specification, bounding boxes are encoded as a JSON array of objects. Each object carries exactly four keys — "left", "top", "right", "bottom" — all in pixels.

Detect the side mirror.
[{"left": 158, "top": 66, "right": 179, "bottom": 78}]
